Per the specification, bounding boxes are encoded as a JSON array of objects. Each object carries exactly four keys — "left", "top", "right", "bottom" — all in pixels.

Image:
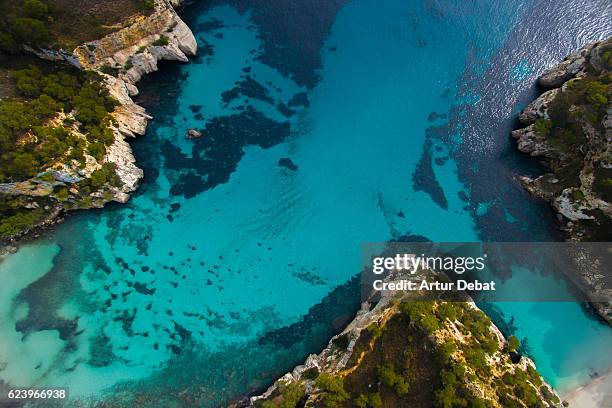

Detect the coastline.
[
  {"left": 0, "top": 0, "right": 197, "bottom": 248},
  {"left": 246, "top": 267, "right": 563, "bottom": 407},
  {"left": 512, "top": 38, "right": 612, "bottom": 324}
]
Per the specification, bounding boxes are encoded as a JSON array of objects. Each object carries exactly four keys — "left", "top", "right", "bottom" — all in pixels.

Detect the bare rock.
[
  {"left": 518, "top": 88, "right": 559, "bottom": 124},
  {"left": 186, "top": 128, "right": 202, "bottom": 139}
]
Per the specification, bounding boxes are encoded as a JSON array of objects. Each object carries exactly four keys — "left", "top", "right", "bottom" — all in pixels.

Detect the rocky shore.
[
  {"left": 0, "top": 0, "right": 196, "bottom": 245},
  {"left": 512, "top": 38, "right": 611, "bottom": 324},
  {"left": 75, "top": 0, "right": 197, "bottom": 200},
  {"left": 243, "top": 267, "right": 562, "bottom": 408}
]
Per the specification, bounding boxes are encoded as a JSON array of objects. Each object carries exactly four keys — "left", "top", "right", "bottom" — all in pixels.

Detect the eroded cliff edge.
[
  {"left": 74, "top": 0, "right": 197, "bottom": 199},
  {"left": 242, "top": 269, "right": 562, "bottom": 408},
  {"left": 0, "top": 0, "right": 196, "bottom": 245},
  {"left": 512, "top": 38, "right": 611, "bottom": 323}
]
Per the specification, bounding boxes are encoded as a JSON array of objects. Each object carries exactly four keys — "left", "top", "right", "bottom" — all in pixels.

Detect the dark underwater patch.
[
  {"left": 221, "top": 75, "right": 274, "bottom": 106},
  {"left": 194, "top": 17, "right": 225, "bottom": 33},
  {"left": 278, "top": 157, "right": 298, "bottom": 171},
  {"left": 390, "top": 234, "right": 431, "bottom": 242},
  {"left": 227, "top": 0, "right": 349, "bottom": 89},
  {"left": 276, "top": 102, "right": 295, "bottom": 117},
  {"left": 287, "top": 91, "right": 310, "bottom": 108},
  {"left": 258, "top": 276, "right": 360, "bottom": 348},
  {"left": 163, "top": 106, "right": 290, "bottom": 198},
  {"left": 412, "top": 135, "right": 448, "bottom": 210}
]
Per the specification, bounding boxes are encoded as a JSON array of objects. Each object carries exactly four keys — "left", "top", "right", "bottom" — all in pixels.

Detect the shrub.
[
  {"left": 584, "top": 80, "right": 608, "bottom": 111},
  {"left": 507, "top": 335, "right": 520, "bottom": 353},
  {"left": 141, "top": 0, "right": 155, "bottom": 11},
  {"left": 89, "top": 163, "right": 119, "bottom": 188},
  {"left": 55, "top": 187, "right": 69, "bottom": 202},
  {"left": 315, "top": 374, "right": 349, "bottom": 407},
  {"left": 533, "top": 119, "right": 552, "bottom": 137},
  {"left": 262, "top": 382, "right": 304, "bottom": 408},
  {"left": 100, "top": 64, "right": 119, "bottom": 76},
  {"left": 0, "top": 208, "right": 45, "bottom": 236},
  {"left": 366, "top": 322, "right": 382, "bottom": 339},
  {"left": 152, "top": 35, "right": 169, "bottom": 46},
  {"left": 23, "top": 0, "right": 49, "bottom": 20},
  {"left": 377, "top": 363, "right": 409, "bottom": 396},
  {"left": 355, "top": 393, "right": 382, "bottom": 408}
]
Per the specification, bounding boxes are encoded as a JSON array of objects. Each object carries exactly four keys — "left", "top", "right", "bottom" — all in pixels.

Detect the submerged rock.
[{"left": 186, "top": 128, "right": 203, "bottom": 139}]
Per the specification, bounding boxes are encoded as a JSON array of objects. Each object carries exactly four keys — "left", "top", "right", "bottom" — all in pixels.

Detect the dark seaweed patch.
[
  {"left": 163, "top": 106, "right": 290, "bottom": 198},
  {"left": 258, "top": 276, "right": 360, "bottom": 348},
  {"left": 278, "top": 157, "right": 298, "bottom": 171},
  {"left": 227, "top": 0, "right": 349, "bottom": 89},
  {"left": 276, "top": 102, "right": 295, "bottom": 117},
  {"left": 194, "top": 17, "right": 225, "bottom": 33},
  {"left": 412, "top": 131, "right": 448, "bottom": 210},
  {"left": 134, "top": 282, "right": 156, "bottom": 295},
  {"left": 287, "top": 91, "right": 310, "bottom": 108},
  {"left": 221, "top": 75, "right": 274, "bottom": 106}
]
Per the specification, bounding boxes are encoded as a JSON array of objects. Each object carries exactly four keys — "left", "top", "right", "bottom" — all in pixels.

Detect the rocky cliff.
[
  {"left": 512, "top": 38, "right": 611, "bottom": 324},
  {"left": 74, "top": 0, "right": 197, "bottom": 200},
  {"left": 244, "top": 268, "right": 562, "bottom": 408},
  {"left": 0, "top": 0, "right": 196, "bottom": 244},
  {"left": 512, "top": 38, "right": 611, "bottom": 241}
]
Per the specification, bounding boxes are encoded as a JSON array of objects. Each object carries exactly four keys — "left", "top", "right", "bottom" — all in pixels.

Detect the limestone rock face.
[
  {"left": 511, "top": 124, "right": 567, "bottom": 160},
  {"left": 538, "top": 45, "right": 590, "bottom": 88},
  {"left": 71, "top": 0, "right": 197, "bottom": 202},
  {"left": 518, "top": 88, "right": 559, "bottom": 124},
  {"left": 514, "top": 38, "right": 612, "bottom": 324}
]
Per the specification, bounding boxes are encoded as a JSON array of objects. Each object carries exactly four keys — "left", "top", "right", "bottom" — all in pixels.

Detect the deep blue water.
[{"left": 0, "top": 0, "right": 611, "bottom": 406}]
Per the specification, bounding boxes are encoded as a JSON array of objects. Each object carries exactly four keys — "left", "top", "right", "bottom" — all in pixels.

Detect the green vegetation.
[
  {"left": 89, "top": 163, "right": 120, "bottom": 188},
  {"left": 0, "top": 199, "right": 46, "bottom": 236},
  {"left": 260, "top": 382, "right": 305, "bottom": 408},
  {"left": 141, "top": 0, "right": 155, "bottom": 11},
  {"left": 354, "top": 392, "right": 382, "bottom": 408},
  {"left": 258, "top": 300, "right": 556, "bottom": 408},
  {"left": 0, "top": 0, "right": 52, "bottom": 53},
  {"left": 532, "top": 118, "right": 552, "bottom": 137},
  {"left": 526, "top": 41, "right": 611, "bottom": 240},
  {"left": 377, "top": 363, "right": 409, "bottom": 396},
  {"left": 314, "top": 374, "right": 350, "bottom": 407},
  {"left": 366, "top": 322, "right": 383, "bottom": 339},
  {"left": 0, "top": 0, "right": 155, "bottom": 241},
  {"left": 0, "top": 64, "right": 120, "bottom": 239},
  {"left": 0, "top": 65, "right": 117, "bottom": 182},
  {"left": 0, "top": 0, "right": 158, "bottom": 52},
  {"left": 152, "top": 35, "right": 169, "bottom": 46},
  {"left": 593, "top": 167, "right": 612, "bottom": 202},
  {"left": 507, "top": 335, "right": 520, "bottom": 353}
]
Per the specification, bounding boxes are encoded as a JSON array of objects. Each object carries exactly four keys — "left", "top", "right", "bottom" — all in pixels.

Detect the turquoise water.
[{"left": 0, "top": 0, "right": 611, "bottom": 405}]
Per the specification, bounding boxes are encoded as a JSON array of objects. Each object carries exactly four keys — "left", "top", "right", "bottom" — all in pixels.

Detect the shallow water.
[{"left": 0, "top": 0, "right": 611, "bottom": 405}]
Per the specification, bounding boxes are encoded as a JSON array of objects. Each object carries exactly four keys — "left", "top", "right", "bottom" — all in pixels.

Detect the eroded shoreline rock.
[
  {"left": 1, "top": 0, "right": 197, "bottom": 246},
  {"left": 512, "top": 38, "right": 612, "bottom": 324}
]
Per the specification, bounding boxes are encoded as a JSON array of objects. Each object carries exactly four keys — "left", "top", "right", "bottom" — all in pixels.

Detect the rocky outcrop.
[
  {"left": 72, "top": 0, "right": 196, "bottom": 198},
  {"left": 512, "top": 38, "right": 612, "bottom": 324},
  {"left": 1, "top": 0, "right": 196, "bottom": 246},
  {"left": 186, "top": 128, "right": 202, "bottom": 139},
  {"left": 246, "top": 267, "right": 562, "bottom": 408},
  {"left": 512, "top": 38, "right": 611, "bottom": 238}
]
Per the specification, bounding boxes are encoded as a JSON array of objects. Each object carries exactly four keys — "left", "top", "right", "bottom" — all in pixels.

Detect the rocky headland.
[
  {"left": 243, "top": 267, "right": 562, "bottom": 408},
  {"left": 0, "top": 0, "right": 196, "bottom": 244},
  {"left": 512, "top": 38, "right": 611, "bottom": 240},
  {"left": 512, "top": 38, "right": 611, "bottom": 324}
]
